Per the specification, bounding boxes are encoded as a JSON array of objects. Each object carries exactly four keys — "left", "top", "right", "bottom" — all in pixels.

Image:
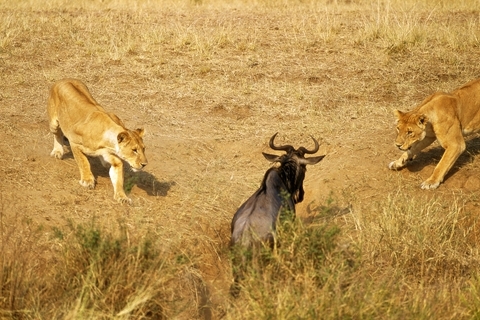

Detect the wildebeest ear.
[
  {"left": 301, "top": 155, "right": 325, "bottom": 165},
  {"left": 117, "top": 131, "right": 129, "bottom": 144},
  {"left": 135, "top": 128, "right": 145, "bottom": 138},
  {"left": 262, "top": 152, "right": 280, "bottom": 162}
]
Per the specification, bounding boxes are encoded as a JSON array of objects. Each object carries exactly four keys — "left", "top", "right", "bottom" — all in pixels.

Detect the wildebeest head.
[{"left": 261, "top": 132, "right": 325, "bottom": 204}]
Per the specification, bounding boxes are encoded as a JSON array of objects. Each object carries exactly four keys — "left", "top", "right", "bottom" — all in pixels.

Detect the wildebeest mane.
[{"left": 256, "top": 153, "right": 305, "bottom": 203}]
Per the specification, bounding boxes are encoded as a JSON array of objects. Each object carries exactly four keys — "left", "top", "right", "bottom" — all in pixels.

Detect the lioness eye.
[{"left": 133, "top": 148, "right": 138, "bottom": 154}]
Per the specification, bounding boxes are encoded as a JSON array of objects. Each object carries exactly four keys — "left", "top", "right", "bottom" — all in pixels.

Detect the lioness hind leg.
[
  {"left": 70, "top": 145, "right": 95, "bottom": 189},
  {"left": 49, "top": 119, "right": 65, "bottom": 159},
  {"left": 47, "top": 93, "right": 65, "bottom": 159}
]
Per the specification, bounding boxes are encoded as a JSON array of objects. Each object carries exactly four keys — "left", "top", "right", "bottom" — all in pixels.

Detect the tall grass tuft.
[
  {"left": 0, "top": 205, "right": 210, "bottom": 319},
  {"left": 372, "top": 193, "right": 475, "bottom": 281}
]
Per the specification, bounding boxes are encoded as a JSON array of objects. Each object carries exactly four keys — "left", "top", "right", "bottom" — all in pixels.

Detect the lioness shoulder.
[
  {"left": 389, "top": 78, "right": 480, "bottom": 189},
  {"left": 47, "top": 78, "right": 148, "bottom": 204}
]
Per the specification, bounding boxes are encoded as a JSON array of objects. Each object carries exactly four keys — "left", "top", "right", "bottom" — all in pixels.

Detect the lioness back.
[
  {"left": 47, "top": 78, "right": 147, "bottom": 204},
  {"left": 389, "top": 78, "right": 480, "bottom": 189},
  {"left": 451, "top": 79, "right": 480, "bottom": 133},
  {"left": 48, "top": 79, "right": 114, "bottom": 137}
]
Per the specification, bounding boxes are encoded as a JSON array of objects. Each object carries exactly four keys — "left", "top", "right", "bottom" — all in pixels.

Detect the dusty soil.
[{"left": 2, "top": 3, "right": 480, "bottom": 306}]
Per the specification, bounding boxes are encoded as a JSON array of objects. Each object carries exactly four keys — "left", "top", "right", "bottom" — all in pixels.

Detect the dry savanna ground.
[{"left": 2, "top": 0, "right": 480, "bottom": 318}]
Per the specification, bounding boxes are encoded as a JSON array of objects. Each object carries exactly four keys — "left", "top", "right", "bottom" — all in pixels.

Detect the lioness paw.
[
  {"left": 388, "top": 160, "right": 404, "bottom": 170},
  {"left": 50, "top": 149, "right": 64, "bottom": 159},
  {"left": 115, "top": 194, "right": 132, "bottom": 205},
  {"left": 420, "top": 180, "right": 440, "bottom": 190},
  {"left": 79, "top": 179, "right": 96, "bottom": 189}
]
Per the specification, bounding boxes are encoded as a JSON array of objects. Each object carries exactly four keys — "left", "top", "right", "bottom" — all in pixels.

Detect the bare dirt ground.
[{"left": 2, "top": 2, "right": 480, "bottom": 317}]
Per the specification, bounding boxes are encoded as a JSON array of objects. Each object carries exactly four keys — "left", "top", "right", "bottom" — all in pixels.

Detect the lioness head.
[
  {"left": 117, "top": 128, "right": 147, "bottom": 171},
  {"left": 393, "top": 110, "right": 428, "bottom": 151}
]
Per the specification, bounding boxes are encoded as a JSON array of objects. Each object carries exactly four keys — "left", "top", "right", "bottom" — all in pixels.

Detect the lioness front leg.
[
  {"left": 388, "top": 150, "right": 412, "bottom": 170},
  {"left": 70, "top": 145, "right": 96, "bottom": 189},
  {"left": 389, "top": 136, "right": 436, "bottom": 170},
  {"left": 421, "top": 141, "right": 465, "bottom": 190},
  {"left": 107, "top": 156, "right": 131, "bottom": 204}
]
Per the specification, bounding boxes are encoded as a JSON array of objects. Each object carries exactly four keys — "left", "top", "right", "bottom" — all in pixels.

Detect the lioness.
[
  {"left": 389, "top": 78, "right": 480, "bottom": 189},
  {"left": 47, "top": 79, "right": 147, "bottom": 204}
]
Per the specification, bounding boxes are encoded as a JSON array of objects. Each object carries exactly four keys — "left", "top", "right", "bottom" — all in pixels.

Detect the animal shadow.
[
  {"left": 404, "top": 136, "right": 480, "bottom": 180},
  {"left": 126, "top": 170, "right": 175, "bottom": 197},
  {"left": 59, "top": 144, "right": 175, "bottom": 197},
  {"left": 87, "top": 157, "right": 175, "bottom": 197},
  {"left": 303, "top": 200, "right": 351, "bottom": 224}
]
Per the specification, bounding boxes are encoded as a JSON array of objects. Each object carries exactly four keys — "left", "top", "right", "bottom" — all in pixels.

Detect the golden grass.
[{"left": 2, "top": 0, "right": 480, "bottom": 318}]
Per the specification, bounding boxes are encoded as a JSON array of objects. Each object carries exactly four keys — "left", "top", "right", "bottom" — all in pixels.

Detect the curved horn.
[
  {"left": 298, "top": 136, "right": 319, "bottom": 154},
  {"left": 269, "top": 132, "right": 294, "bottom": 152}
]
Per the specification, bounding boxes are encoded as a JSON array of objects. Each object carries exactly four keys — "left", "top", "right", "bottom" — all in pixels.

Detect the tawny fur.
[
  {"left": 389, "top": 78, "right": 480, "bottom": 189},
  {"left": 47, "top": 78, "right": 147, "bottom": 204}
]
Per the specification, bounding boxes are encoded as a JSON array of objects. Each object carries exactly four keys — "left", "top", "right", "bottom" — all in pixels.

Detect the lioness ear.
[
  {"left": 117, "top": 131, "right": 129, "bottom": 144},
  {"left": 418, "top": 114, "right": 428, "bottom": 127},
  {"left": 135, "top": 128, "right": 145, "bottom": 138},
  {"left": 393, "top": 109, "right": 404, "bottom": 120}
]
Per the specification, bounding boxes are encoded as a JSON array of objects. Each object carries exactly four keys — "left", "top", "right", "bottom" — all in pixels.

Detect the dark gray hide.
[{"left": 230, "top": 133, "right": 325, "bottom": 248}]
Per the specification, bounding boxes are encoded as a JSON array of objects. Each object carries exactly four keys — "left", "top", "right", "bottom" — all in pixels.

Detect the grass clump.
[
  {"left": 372, "top": 193, "right": 474, "bottom": 281},
  {"left": 0, "top": 212, "right": 210, "bottom": 319},
  {"left": 56, "top": 220, "right": 210, "bottom": 319}
]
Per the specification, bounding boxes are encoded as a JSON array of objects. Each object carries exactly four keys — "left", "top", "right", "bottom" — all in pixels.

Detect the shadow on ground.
[
  {"left": 131, "top": 170, "right": 176, "bottom": 197},
  {"left": 402, "top": 136, "right": 480, "bottom": 182},
  {"left": 87, "top": 157, "right": 176, "bottom": 197},
  {"left": 303, "top": 200, "right": 352, "bottom": 224}
]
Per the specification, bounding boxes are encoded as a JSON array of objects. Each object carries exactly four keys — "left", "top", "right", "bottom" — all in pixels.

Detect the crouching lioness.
[
  {"left": 47, "top": 79, "right": 147, "bottom": 204},
  {"left": 389, "top": 78, "right": 480, "bottom": 189}
]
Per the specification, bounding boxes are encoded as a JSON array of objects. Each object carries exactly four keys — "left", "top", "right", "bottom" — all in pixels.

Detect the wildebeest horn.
[
  {"left": 298, "top": 136, "right": 319, "bottom": 154},
  {"left": 269, "top": 132, "right": 294, "bottom": 152}
]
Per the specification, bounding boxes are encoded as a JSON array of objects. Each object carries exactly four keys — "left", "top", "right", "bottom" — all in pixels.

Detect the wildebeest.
[
  {"left": 231, "top": 132, "right": 325, "bottom": 248},
  {"left": 229, "top": 133, "right": 325, "bottom": 296}
]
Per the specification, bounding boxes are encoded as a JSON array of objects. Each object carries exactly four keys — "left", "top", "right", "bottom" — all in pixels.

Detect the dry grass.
[{"left": 2, "top": 0, "right": 480, "bottom": 318}]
